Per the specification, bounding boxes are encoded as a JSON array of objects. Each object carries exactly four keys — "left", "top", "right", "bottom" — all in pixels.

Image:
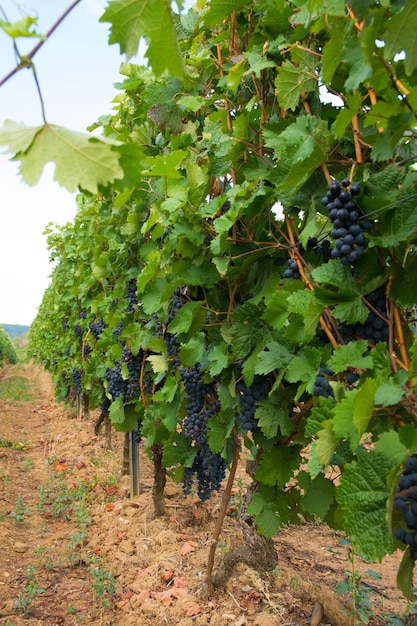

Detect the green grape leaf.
[
  {"left": 298, "top": 471, "right": 335, "bottom": 520},
  {"left": 109, "top": 396, "right": 140, "bottom": 432},
  {"left": 204, "top": 0, "right": 248, "bottom": 26},
  {"left": 207, "top": 413, "right": 234, "bottom": 454},
  {"left": 321, "top": 18, "right": 346, "bottom": 85},
  {"left": 230, "top": 304, "right": 272, "bottom": 359},
  {"left": 253, "top": 509, "right": 281, "bottom": 539},
  {"left": 396, "top": 550, "right": 415, "bottom": 601},
  {"left": 163, "top": 433, "right": 195, "bottom": 468},
  {"left": 336, "top": 451, "right": 396, "bottom": 561},
  {"left": 179, "top": 333, "right": 206, "bottom": 366},
  {"left": 255, "top": 446, "right": 301, "bottom": 488},
  {"left": 255, "top": 400, "right": 293, "bottom": 439},
  {"left": 331, "top": 298, "right": 370, "bottom": 325},
  {"left": 147, "top": 354, "right": 168, "bottom": 373},
  {"left": 328, "top": 340, "right": 373, "bottom": 373},
  {"left": 0, "top": 16, "right": 41, "bottom": 38},
  {"left": 0, "top": 121, "right": 123, "bottom": 193},
  {"left": 207, "top": 343, "right": 229, "bottom": 376},
  {"left": 167, "top": 301, "right": 204, "bottom": 335},
  {"left": 312, "top": 260, "right": 357, "bottom": 290},
  {"left": 383, "top": 0, "right": 417, "bottom": 76},
  {"left": 100, "top": 0, "right": 184, "bottom": 76},
  {"left": 375, "top": 431, "right": 408, "bottom": 465},
  {"left": 390, "top": 259, "right": 417, "bottom": 306},
  {"left": 285, "top": 347, "right": 322, "bottom": 385},
  {"left": 254, "top": 341, "right": 294, "bottom": 377},
  {"left": 144, "top": 150, "right": 188, "bottom": 178},
  {"left": 374, "top": 380, "right": 405, "bottom": 407},
  {"left": 309, "top": 421, "right": 338, "bottom": 471}
]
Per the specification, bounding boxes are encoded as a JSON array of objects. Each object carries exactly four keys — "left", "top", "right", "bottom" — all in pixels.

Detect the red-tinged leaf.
[
  {"left": 180, "top": 541, "right": 198, "bottom": 555},
  {"left": 152, "top": 586, "right": 188, "bottom": 605},
  {"left": 183, "top": 601, "right": 201, "bottom": 617}
]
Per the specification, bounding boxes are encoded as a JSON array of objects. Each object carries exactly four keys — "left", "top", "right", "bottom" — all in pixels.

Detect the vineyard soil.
[{"left": 0, "top": 363, "right": 414, "bottom": 625}]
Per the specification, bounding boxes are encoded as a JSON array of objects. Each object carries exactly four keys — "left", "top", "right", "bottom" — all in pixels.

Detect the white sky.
[{"left": 0, "top": 0, "right": 126, "bottom": 325}]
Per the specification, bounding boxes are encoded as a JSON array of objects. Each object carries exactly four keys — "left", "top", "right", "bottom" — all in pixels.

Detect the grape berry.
[{"left": 394, "top": 456, "right": 417, "bottom": 559}]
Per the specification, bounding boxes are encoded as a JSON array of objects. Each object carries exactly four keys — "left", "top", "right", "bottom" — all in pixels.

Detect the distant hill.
[{"left": 1, "top": 324, "right": 30, "bottom": 339}]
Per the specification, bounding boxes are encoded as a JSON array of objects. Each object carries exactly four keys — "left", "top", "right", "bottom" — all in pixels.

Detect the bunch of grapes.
[
  {"left": 89, "top": 317, "right": 105, "bottom": 340},
  {"left": 313, "top": 366, "right": 335, "bottom": 399},
  {"left": 236, "top": 366, "right": 271, "bottom": 431},
  {"left": 182, "top": 444, "right": 226, "bottom": 501},
  {"left": 105, "top": 345, "right": 144, "bottom": 402},
  {"left": 283, "top": 258, "right": 301, "bottom": 279},
  {"left": 105, "top": 362, "right": 126, "bottom": 400},
  {"left": 71, "top": 368, "right": 82, "bottom": 395},
  {"left": 307, "top": 237, "right": 332, "bottom": 262},
  {"left": 82, "top": 344, "right": 92, "bottom": 360},
  {"left": 313, "top": 367, "right": 360, "bottom": 399},
  {"left": 394, "top": 456, "right": 417, "bottom": 559},
  {"left": 337, "top": 285, "right": 389, "bottom": 345},
  {"left": 125, "top": 280, "right": 139, "bottom": 313},
  {"left": 322, "top": 179, "right": 374, "bottom": 265},
  {"left": 123, "top": 345, "right": 145, "bottom": 400},
  {"left": 180, "top": 364, "right": 219, "bottom": 445},
  {"left": 74, "top": 323, "right": 83, "bottom": 339},
  {"left": 165, "top": 287, "right": 188, "bottom": 363}
]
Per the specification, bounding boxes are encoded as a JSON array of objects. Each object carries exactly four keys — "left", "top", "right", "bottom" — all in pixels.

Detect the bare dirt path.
[{"left": 0, "top": 362, "right": 414, "bottom": 626}]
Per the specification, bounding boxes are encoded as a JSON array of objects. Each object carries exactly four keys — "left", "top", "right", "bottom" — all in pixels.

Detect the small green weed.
[
  {"left": 23, "top": 456, "right": 35, "bottom": 472},
  {"left": 90, "top": 557, "right": 118, "bottom": 609},
  {"left": 13, "top": 566, "right": 45, "bottom": 615},
  {"left": 10, "top": 494, "right": 32, "bottom": 524}
]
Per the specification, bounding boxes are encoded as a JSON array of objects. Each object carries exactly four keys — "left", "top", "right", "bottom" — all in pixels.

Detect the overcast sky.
[{"left": 0, "top": 0, "right": 126, "bottom": 325}]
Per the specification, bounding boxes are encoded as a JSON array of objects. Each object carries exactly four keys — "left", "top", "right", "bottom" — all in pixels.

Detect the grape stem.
[{"left": 205, "top": 428, "right": 241, "bottom": 597}]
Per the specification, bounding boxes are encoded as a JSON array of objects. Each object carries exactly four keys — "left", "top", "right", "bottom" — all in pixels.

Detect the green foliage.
[
  {"left": 21, "top": 0, "right": 417, "bottom": 600},
  {"left": 0, "top": 122, "right": 123, "bottom": 193},
  {"left": 0, "top": 326, "right": 17, "bottom": 366}
]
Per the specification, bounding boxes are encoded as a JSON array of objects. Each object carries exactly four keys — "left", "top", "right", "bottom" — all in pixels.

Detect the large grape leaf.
[
  {"left": 383, "top": 0, "right": 417, "bottom": 76},
  {"left": 100, "top": 0, "right": 184, "bottom": 77},
  {"left": 204, "top": 0, "right": 248, "bottom": 27},
  {"left": 337, "top": 451, "right": 395, "bottom": 561},
  {"left": 0, "top": 121, "right": 123, "bottom": 193}
]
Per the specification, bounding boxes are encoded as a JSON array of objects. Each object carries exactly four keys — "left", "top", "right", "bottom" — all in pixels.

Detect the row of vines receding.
[{"left": 26, "top": 0, "right": 417, "bottom": 601}]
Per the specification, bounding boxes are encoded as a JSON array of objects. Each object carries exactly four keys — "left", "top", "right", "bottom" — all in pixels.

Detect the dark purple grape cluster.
[
  {"left": 394, "top": 456, "right": 417, "bottom": 559},
  {"left": 71, "top": 367, "right": 82, "bottom": 395},
  {"left": 74, "top": 323, "right": 83, "bottom": 338},
  {"left": 165, "top": 287, "right": 188, "bottom": 362},
  {"left": 65, "top": 346, "right": 71, "bottom": 357},
  {"left": 83, "top": 344, "right": 92, "bottom": 360},
  {"left": 78, "top": 310, "right": 86, "bottom": 319},
  {"left": 283, "top": 258, "right": 301, "bottom": 279},
  {"left": 123, "top": 345, "right": 144, "bottom": 400},
  {"left": 313, "top": 367, "right": 360, "bottom": 399},
  {"left": 313, "top": 366, "right": 335, "bottom": 399},
  {"left": 307, "top": 237, "right": 332, "bottom": 262},
  {"left": 105, "top": 362, "right": 126, "bottom": 400},
  {"left": 112, "top": 320, "right": 123, "bottom": 339},
  {"left": 105, "top": 345, "right": 144, "bottom": 402},
  {"left": 125, "top": 280, "right": 139, "bottom": 313},
  {"left": 89, "top": 317, "right": 105, "bottom": 340},
  {"left": 182, "top": 444, "right": 226, "bottom": 501},
  {"left": 338, "top": 285, "right": 389, "bottom": 345},
  {"left": 236, "top": 367, "right": 271, "bottom": 431},
  {"left": 180, "top": 364, "right": 219, "bottom": 445},
  {"left": 322, "top": 179, "right": 374, "bottom": 265}
]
